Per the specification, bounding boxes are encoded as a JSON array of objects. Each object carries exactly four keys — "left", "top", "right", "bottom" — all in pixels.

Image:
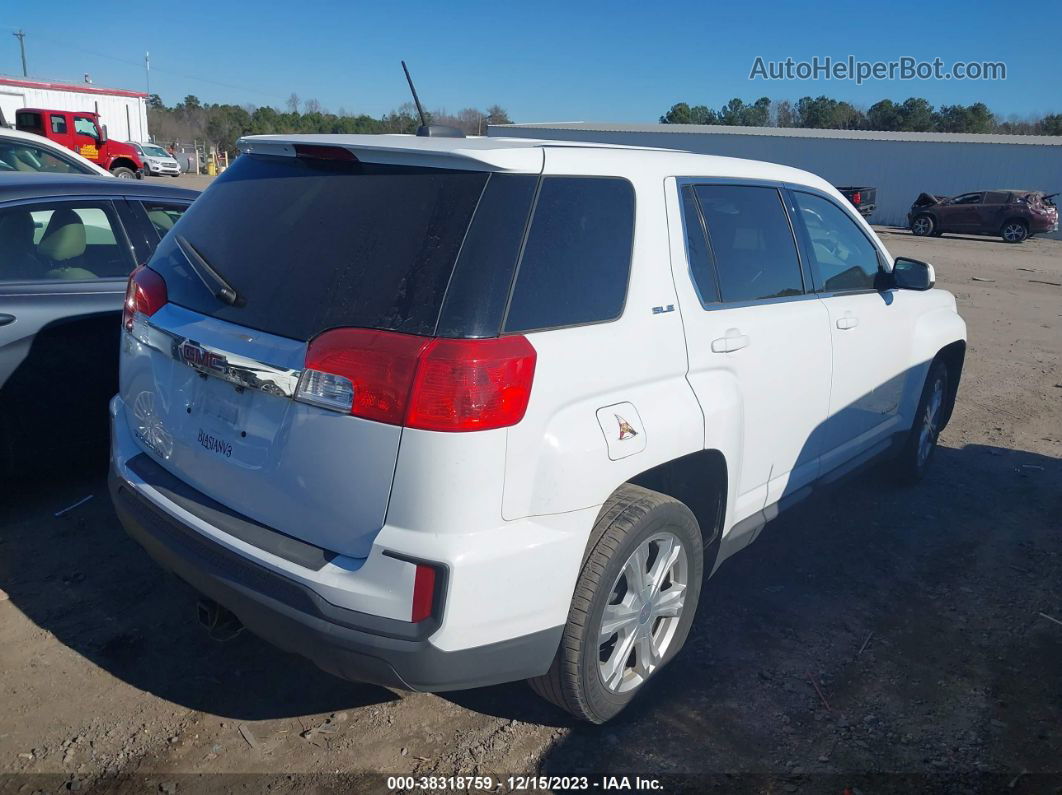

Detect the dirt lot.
[{"left": 1, "top": 229, "right": 1060, "bottom": 793}]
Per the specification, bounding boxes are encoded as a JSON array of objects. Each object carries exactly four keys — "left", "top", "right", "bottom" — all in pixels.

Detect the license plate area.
[{"left": 187, "top": 375, "right": 287, "bottom": 469}]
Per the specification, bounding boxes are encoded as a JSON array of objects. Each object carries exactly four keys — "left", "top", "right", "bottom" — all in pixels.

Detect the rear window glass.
[
  {"left": 149, "top": 154, "right": 490, "bottom": 341},
  {"left": 503, "top": 177, "right": 635, "bottom": 333},
  {"left": 15, "top": 112, "right": 41, "bottom": 131}
]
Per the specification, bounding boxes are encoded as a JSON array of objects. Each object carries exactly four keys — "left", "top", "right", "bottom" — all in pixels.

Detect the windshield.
[{"left": 141, "top": 144, "right": 170, "bottom": 158}]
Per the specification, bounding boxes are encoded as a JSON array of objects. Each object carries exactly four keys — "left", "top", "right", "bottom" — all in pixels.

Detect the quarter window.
[
  {"left": 692, "top": 184, "right": 804, "bottom": 303},
  {"left": 504, "top": 177, "right": 635, "bottom": 333},
  {"left": 140, "top": 201, "right": 190, "bottom": 239},
  {"left": 792, "top": 191, "right": 881, "bottom": 293},
  {"left": 0, "top": 201, "right": 133, "bottom": 282},
  {"left": 50, "top": 115, "right": 68, "bottom": 134}
]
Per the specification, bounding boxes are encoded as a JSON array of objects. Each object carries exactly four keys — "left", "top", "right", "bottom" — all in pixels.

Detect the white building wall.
[
  {"left": 0, "top": 85, "right": 148, "bottom": 142},
  {"left": 491, "top": 125, "right": 1062, "bottom": 236}
]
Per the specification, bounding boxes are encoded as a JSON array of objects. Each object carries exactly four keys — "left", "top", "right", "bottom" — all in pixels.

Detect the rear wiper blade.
[{"left": 175, "top": 235, "right": 240, "bottom": 306}]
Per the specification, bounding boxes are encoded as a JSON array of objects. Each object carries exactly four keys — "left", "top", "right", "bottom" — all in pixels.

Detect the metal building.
[
  {"left": 0, "top": 76, "right": 149, "bottom": 143},
  {"left": 489, "top": 121, "right": 1062, "bottom": 234}
]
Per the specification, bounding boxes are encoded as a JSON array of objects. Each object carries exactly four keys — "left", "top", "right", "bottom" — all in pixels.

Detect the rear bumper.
[{"left": 109, "top": 464, "right": 562, "bottom": 691}]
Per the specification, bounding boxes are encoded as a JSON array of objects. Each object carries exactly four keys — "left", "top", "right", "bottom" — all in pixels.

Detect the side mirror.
[
  {"left": 892, "top": 257, "right": 935, "bottom": 291},
  {"left": 99, "top": 125, "right": 108, "bottom": 144}
]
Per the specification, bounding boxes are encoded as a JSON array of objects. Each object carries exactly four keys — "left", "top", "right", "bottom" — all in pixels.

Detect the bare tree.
[
  {"left": 286, "top": 92, "right": 300, "bottom": 114},
  {"left": 304, "top": 98, "right": 322, "bottom": 114}
]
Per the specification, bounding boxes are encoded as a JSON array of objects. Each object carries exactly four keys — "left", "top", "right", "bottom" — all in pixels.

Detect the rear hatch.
[{"left": 120, "top": 146, "right": 539, "bottom": 558}]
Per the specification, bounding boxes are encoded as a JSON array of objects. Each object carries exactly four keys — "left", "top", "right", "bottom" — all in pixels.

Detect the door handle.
[
  {"left": 0, "top": 314, "right": 14, "bottom": 327},
  {"left": 711, "top": 328, "right": 749, "bottom": 353},
  {"left": 836, "top": 315, "right": 859, "bottom": 330}
]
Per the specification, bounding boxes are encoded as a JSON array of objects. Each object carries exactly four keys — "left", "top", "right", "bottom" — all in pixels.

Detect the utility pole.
[
  {"left": 145, "top": 51, "right": 150, "bottom": 96},
  {"left": 12, "top": 30, "right": 27, "bottom": 77}
]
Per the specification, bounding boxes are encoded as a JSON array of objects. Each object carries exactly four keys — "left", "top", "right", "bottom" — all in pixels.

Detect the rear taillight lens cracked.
[{"left": 297, "top": 329, "right": 536, "bottom": 432}]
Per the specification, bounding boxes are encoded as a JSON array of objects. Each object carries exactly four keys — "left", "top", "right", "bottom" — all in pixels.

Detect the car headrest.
[
  {"left": 38, "top": 208, "right": 87, "bottom": 262},
  {"left": 146, "top": 209, "right": 175, "bottom": 231},
  {"left": 0, "top": 210, "right": 35, "bottom": 248}
]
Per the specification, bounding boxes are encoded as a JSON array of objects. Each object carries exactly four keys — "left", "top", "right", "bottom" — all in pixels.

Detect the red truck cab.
[{"left": 15, "top": 108, "right": 143, "bottom": 179}]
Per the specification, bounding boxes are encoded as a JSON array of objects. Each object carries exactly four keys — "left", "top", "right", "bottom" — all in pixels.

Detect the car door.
[
  {"left": 975, "top": 191, "right": 1010, "bottom": 234},
  {"left": 943, "top": 192, "right": 985, "bottom": 233},
  {"left": 787, "top": 188, "right": 920, "bottom": 474},
  {"left": 72, "top": 114, "right": 104, "bottom": 165},
  {"left": 46, "top": 112, "right": 74, "bottom": 152},
  {"left": 667, "top": 179, "right": 832, "bottom": 525},
  {"left": 0, "top": 197, "right": 139, "bottom": 391}
]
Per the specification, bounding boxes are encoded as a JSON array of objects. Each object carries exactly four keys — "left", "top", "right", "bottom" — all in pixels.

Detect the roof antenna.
[{"left": 401, "top": 60, "right": 465, "bottom": 138}]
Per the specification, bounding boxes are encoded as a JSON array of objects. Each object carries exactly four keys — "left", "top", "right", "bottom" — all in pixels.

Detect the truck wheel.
[
  {"left": 529, "top": 484, "right": 702, "bottom": 723},
  {"left": 911, "top": 215, "right": 934, "bottom": 236},
  {"left": 1001, "top": 220, "right": 1028, "bottom": 243},
  {"left": 895, "top": 358, "right": 948, "bottom": 484},
  {"left": 111, "top": 166, "right": 136, "bottom": 179}
]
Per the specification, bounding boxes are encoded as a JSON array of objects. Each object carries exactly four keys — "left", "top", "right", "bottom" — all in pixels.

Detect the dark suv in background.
[{"left": 909, "top": 190, "right": 1058, "bottom": 242}]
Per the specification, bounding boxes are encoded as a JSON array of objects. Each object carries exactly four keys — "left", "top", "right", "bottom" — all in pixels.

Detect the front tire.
[
  {"left": 529, "top": 484, "right": 703, "bottom": 723},
  {"left": 895, "top": 359, "right": 948, "bottom": 484},
  {"left": 111, "top": 166, "right": 136, "bottom": 179},
  {"left": 911, "top": 214, "right": 935, "bottom": 237}
]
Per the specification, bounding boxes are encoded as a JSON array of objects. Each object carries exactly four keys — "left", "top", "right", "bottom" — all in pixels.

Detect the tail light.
[
  {"left": 123, "top": 265, "right": 167, "bottom": 331},
  {"left": 851, "top": 191, "right": 862, "bottom": 205},
  {"left": 297, "top": 329, "right": 537, "bottom": 432}
]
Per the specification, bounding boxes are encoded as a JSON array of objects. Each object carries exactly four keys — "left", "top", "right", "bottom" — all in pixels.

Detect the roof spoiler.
[{"left": 402, "top": 60, "right": 465, "bottom": 139}]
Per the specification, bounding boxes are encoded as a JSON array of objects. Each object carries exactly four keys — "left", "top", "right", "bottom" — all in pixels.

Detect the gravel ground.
[{"left": 1, "top": 228, "right": 1059, "bottom": 793}]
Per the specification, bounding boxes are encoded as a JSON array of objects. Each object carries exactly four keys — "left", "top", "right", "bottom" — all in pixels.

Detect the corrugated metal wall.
[
  {"left": 492, "top": 126, "right": 1062, "bottom": 236},
  {"left": 0, "top": 86, "right": 148, "bottom": 142}
]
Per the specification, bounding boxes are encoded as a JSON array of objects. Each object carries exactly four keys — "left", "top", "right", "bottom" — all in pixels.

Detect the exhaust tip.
[{"left": 196, "top": 598, "right": 243, "bottom": 641}]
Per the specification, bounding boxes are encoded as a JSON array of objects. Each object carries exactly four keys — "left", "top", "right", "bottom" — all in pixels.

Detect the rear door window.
[
  {"left": 149, "top": 154, "right": 490, "bottom": 341},
  {"left": 692, "top": 184, "right": 804, "bottom": 303},
  {"left": 0, "top": 140, "right": 88, "bottom": 175},
  {"left": 0, "top": 201, "right": 133, "bottom": 281},
  {"left": 503, "top": 176, "right": 635, "bottom": 333}
]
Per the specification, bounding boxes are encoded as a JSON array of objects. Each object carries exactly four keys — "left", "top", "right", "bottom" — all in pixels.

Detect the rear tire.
[
  {"left": 1001, "top": 219, "right": 1028, "bottom": 243},
  {"left": 911, "top": 214, "right": 934, "bottom": 237},
  {"left": 528, "top": 484, "right": 702, "bottom": 723},
  {"left": 111, "top": 166, "right": 136, "bottom": 179},
  {"left": 895, "top": 359, "right": 948, "bottom": 484}
]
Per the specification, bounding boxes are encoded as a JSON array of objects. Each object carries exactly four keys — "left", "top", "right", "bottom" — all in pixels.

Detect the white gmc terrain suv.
[{"left": 110, "top": 134, "right": 966, "bottom": 723}]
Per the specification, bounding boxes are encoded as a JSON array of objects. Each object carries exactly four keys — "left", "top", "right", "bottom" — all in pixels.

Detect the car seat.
[{"left": 38, "top": 208, "right": 97, "bottom": 280}]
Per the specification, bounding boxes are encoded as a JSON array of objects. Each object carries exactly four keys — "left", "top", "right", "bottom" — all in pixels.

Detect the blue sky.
[{"left": 5, "top": 1, "right": 1061, "bottom": 121}]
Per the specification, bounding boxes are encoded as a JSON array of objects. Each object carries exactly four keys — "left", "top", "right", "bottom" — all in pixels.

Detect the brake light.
[
  {"left": 411, "top": 564, "right": 437, "bottom": 623},
  {"left": 851, "top": 191, "right": 862, "bottom": 205},
  {"left": 406, "top": 337, "right": 537, "bottom": 431},
  {"left": 123, "top": 265, "right": 167, "bottom": 331},
  {"left": 297, "top": 330, "right": 537, "bottom": 432},
  {"left": 293, "top": 144, "right": 358, "bottom": 161}
]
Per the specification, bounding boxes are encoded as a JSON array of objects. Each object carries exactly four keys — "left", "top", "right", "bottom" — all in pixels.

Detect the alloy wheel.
[
  {"left": 1002, "top": 222, "right": 1026, "bottom": 242},
  {"left": 917, "top": 374, "right": 945, "bottom": 466},
  {"left": 598, "top": 532, "right": 688, "bottom": 694}
]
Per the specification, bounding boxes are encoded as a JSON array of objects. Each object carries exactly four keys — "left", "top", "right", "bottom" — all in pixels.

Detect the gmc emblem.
[{"left": 178, "top": 341, "right": 227, "bottom": 373}]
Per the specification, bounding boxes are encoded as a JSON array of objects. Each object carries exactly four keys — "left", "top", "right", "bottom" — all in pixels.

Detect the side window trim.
[
  {"left": 679, "top": 184, "right": 723, "bottom": 307},
  {"left": 676, "top": 177, "right": 812, "bottom": 309},
  {"left": 783, "top": 184, "right": 890, "bottom": 296}
]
